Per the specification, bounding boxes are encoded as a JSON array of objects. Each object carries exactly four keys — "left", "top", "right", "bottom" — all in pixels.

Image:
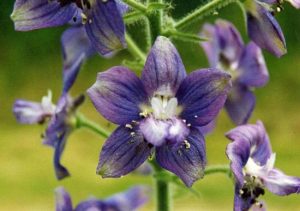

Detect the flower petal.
[
  {"left": 246, "top": 3, "right": 286, "bottom": 57},
  {"left": 97, "top": 126, "right": 152, "bottom": 178},
  {"left": 263, "top": 168, "right": 300, "bottom": 196},
  {"left": 141, "top": 36, "right": 187, "bottom": 96},
  {"left": 87, "top": 66, "right": 147, "bottom": 125},
  {"left": 61, "top": 26, "right": 95, "bottom": 93},
  {"left": 176, "top": 68, "right": 231, "bottom": 127},
  {"left": 226, "top": 121, "right": 272, "bottom": 186},
  {"left": 75, "top": 198, "right": 103, "bottom": 211},
  {"left": 225, "top": 85, "right": 256, "bottom": 125},
  {"left": 104, "top": 186, "right": 150, "bottom": 210},
  {"left": 287, "top": 0, "right": 300, "bottom": 9},
  {"left": 201, "top": 20, "right": 244, "bottom": 68},
  {"left": 13, "top": 99, "right": 53, "bottom": 124},
  {"left": 11, "top": 0, "right": 77, "bottom": 31},
  {"left": 84, "top": 0, "right": 126, "bottom": 55},
  {"left": 156, "top": 128, "right": 206, "bottom": 187},
  {"left": 238, "top": 42, "right": 269, "bottom": 88},
  {"left": 55, "top": 187, "right": 73, "bottom": 211}
]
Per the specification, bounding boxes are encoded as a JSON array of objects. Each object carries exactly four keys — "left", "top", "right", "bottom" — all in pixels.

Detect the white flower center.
[
  {"left": 151, "top": 96, "right": 178, "bottom": 120},
  {"left": 244, "top": 153, "right": 276, "bottom": 178}
]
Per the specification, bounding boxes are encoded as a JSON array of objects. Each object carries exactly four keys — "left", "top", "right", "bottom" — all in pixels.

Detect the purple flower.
[
  {"left": 226, "top": 121, "right": 300, "bottom": 211},
  {"left": 43, "top": 94, "right": 85, "bottom": 179},
  {"left": 201, "top": 20, "right": 269, "bottom": 125},
  {"left": 13, "top": 92, "right": 84, "bottom": 180},
  {"left": 87, "top": 36, "right": 231, "bottom": 187},
  {"left": 243, "top": 0, "right": 287, "bottom": 57},
  {"left": 13, "top": 91, "right": 56, "bottom": 124},
  {"left": 55, "top": 186, "right": 149, "bottom": 211},
  {"left": 60, "top": 2, "right": 128, "bottom": 93},
  {"left": 11, "top": 0, "right": 126, "bottom": 56}
]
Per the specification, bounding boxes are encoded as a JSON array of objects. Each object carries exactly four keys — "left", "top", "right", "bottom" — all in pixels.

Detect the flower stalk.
[
  {"left": 76, "top": 113, "right": 110, "bottom": 138},
  {"left": 125, "top": 34, "right": 147, "bottom": 62},
  {"left": 147, "top": 0, "right": 164, "bottom": 44},
  {"left": 122, "top": 0, "right": 148, "bottom": 13},
  {"left": 174, "top": 0, "right": 238, "bottom": 30}
]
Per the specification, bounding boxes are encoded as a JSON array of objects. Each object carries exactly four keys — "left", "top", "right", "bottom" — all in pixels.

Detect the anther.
[
  {"left": 125, "top": 124, "right": 133, "bottom": 129},
  {"left": 187, "top": 123, "right": 191, "bottom": 127},
  {"left": 184, "top": 140, "right": 191, "bottom": 149},
  {"left": 130, "top": 132, "right": 135, "bottom": 137},
  {"left": 81, "top": 13, "right": 88, "bottom": 24}
]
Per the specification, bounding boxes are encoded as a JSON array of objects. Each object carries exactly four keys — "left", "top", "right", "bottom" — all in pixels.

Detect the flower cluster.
[
  {"left": 55, "top": 186, "right": 149, "bottom": 211},
  {"left": 10, "top": 0, "right": 300, "bottom": 210}
]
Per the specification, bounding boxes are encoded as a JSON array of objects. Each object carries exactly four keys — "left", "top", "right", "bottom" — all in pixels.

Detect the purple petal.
[
  {"left": 13, "top": 93, "right": 55, "bottom": 124},
  {"left": 84, "top": 0, "right": 126, "bottom": 55},
  {"left": 198, "top": 120, "right": 215, "bottom": 135},
  {"left": 97, "top": 126, "right": 152, "bottom": 178},
  {"left": 226, "top": 121, "right": 272, "bottom": 186},
  {"left": 226, "top": 135, "right": 251, "bottom": 187},
  {"left": 263, "top": 168, "right": 300, "bottom": 196},
  {"left": 75, "top": 199, "right": 103, "bottom": 211},
  {"left": 238, "top": 42, "right": 269, "bottom": 88},
  {"left": 176, "top": 68, "right": 231, "bottom": 127},
  {"left": 246, "top": 3, "right": 286, "bottom": 57},
  {"left": 200, "top": 19, "right": 244, "bottom": 68},
  {"left": 156, "top": 128, "right": 206, "bottom": 187},
  {"left": 104, "top": 186, "right": 150, "bottom": 210},
  {"left": 141, "top": 36, "right": 187, "bottom": 96},
  {"left": 11, "top": 0, "right": 77, "bottom": 31},
  {"left": 87, "top": 66, "right": 147, "bottom": 125},
  {"left": 61, "top": 26, "right": 95, "bottom": 93},
  {"left": 225, "top": 85, "right": 256, "bottom": 125},
  {"left": 55, "top": 187, "right": 73, "bottom": 211}
]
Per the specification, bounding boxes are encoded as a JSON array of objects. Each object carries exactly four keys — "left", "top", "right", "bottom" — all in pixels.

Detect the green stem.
[
  {"left": 151, "top": 161, "right": 171, "bottom": 211},
  {"left": 174, "top": 0, "right": 238, "bottom": 30},
  {"left": 147, "top": 0, "right": 163, "bottom": 44},
  {"left": 125, "top": 34, "right": 147, "bottom": 62},
  {"left": 76, "top": 114, "right": 110, "bottom": 138},
  {"left": 122, "top": 0, "right": 147, "bottom": 13},
  {"left": 204, "top": 165, "right": 231, "bottom": 176}
]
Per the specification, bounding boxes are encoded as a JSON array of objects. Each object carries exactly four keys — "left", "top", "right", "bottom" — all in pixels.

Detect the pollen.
[
  {"left": 125, "top": 124, "right": 133, "bottom": 129},
  {"left": 81, "top": 13, "right": 88, "bottom": 24},
  {"left": 184, "top": 140, "right": 191, "bottom": 149}
]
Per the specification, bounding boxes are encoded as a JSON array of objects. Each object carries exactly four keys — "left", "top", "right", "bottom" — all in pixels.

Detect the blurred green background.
[{"left": 1, "top": 0, "right": 300, "bottom": 210}]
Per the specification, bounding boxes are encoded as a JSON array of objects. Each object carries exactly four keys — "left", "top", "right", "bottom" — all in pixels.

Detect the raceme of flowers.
[{"left": 10, "top": 0, "right": 300, "bottom": 210}]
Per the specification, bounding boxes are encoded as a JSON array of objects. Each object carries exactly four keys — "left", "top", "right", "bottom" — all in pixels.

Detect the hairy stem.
[
  {"left": 174, "top": 0, "right": 238, "bottom": 29},
  {"left": 76, "top": 114, "right": 110, "bottom": 138},
  {"left": 147, "top": 0, "right": 164, "bottom": 44},
  {"left": 125, "top": 33, "right": 147, "bottom": 62},
  {"left": 122, "top": 0, "right": 147, "bottom": 13}
]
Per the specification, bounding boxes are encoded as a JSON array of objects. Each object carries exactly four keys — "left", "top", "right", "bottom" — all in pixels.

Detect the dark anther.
[
  {"left": 147, "top": 143, "right": 153, "bottom": 148},
  {"left": 72, "top": 16, "right": 77, "bottom": 22},
  {"left": 240, "top": 187, "right": 251, "bottom": 199},
  {"left": 253, "top": 187, "right": 265, "bottom": 197},
  {"left": 250, "top": 198, "right": 256, "bottom": 205}
]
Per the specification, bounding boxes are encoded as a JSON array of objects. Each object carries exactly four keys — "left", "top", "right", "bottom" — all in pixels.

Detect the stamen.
[
  {"left": 125, "top": 124, "right": 133, "bottom": 129},
  {"left": 130, "top": 132, "right": 135, "bottom": 137},
  {"left": 81, "top": 13, "right": 87, "bottom": 24},
  {"left": 184, "top": 140, "right": 191, "bottom": 149}
]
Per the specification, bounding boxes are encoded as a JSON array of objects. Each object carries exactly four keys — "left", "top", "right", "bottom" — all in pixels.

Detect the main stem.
[
  {"left": 147, "top": 0, "right": 163, "bottom": 44},
  {"left": 151, "top": 161, "right": 171, "bottom": 211}
]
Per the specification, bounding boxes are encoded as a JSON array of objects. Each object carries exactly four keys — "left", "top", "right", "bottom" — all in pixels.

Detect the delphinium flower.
[
  {"left": 226, "top": 121, "right": 300, "bottom": 210},
  {"left": 13, "top": 92, "right": 84, "bottom": 179},
  {"left": 11, "top": 0, "right": 126, "bottom": 56},
  {"left": 87, "top": 36, "right": 231, "bottom": 187},
  {"left": 242, "top": 0, "right": 295, "bottom": 57},
  {"left": 201, "top": 20, "right": 269, "bottom": 125},
  {"left": 61, "top": 1, "right": 129, "bottom": 93},
  {"left": 55, "top": 186, "right": 149, "bottom": 211}
]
